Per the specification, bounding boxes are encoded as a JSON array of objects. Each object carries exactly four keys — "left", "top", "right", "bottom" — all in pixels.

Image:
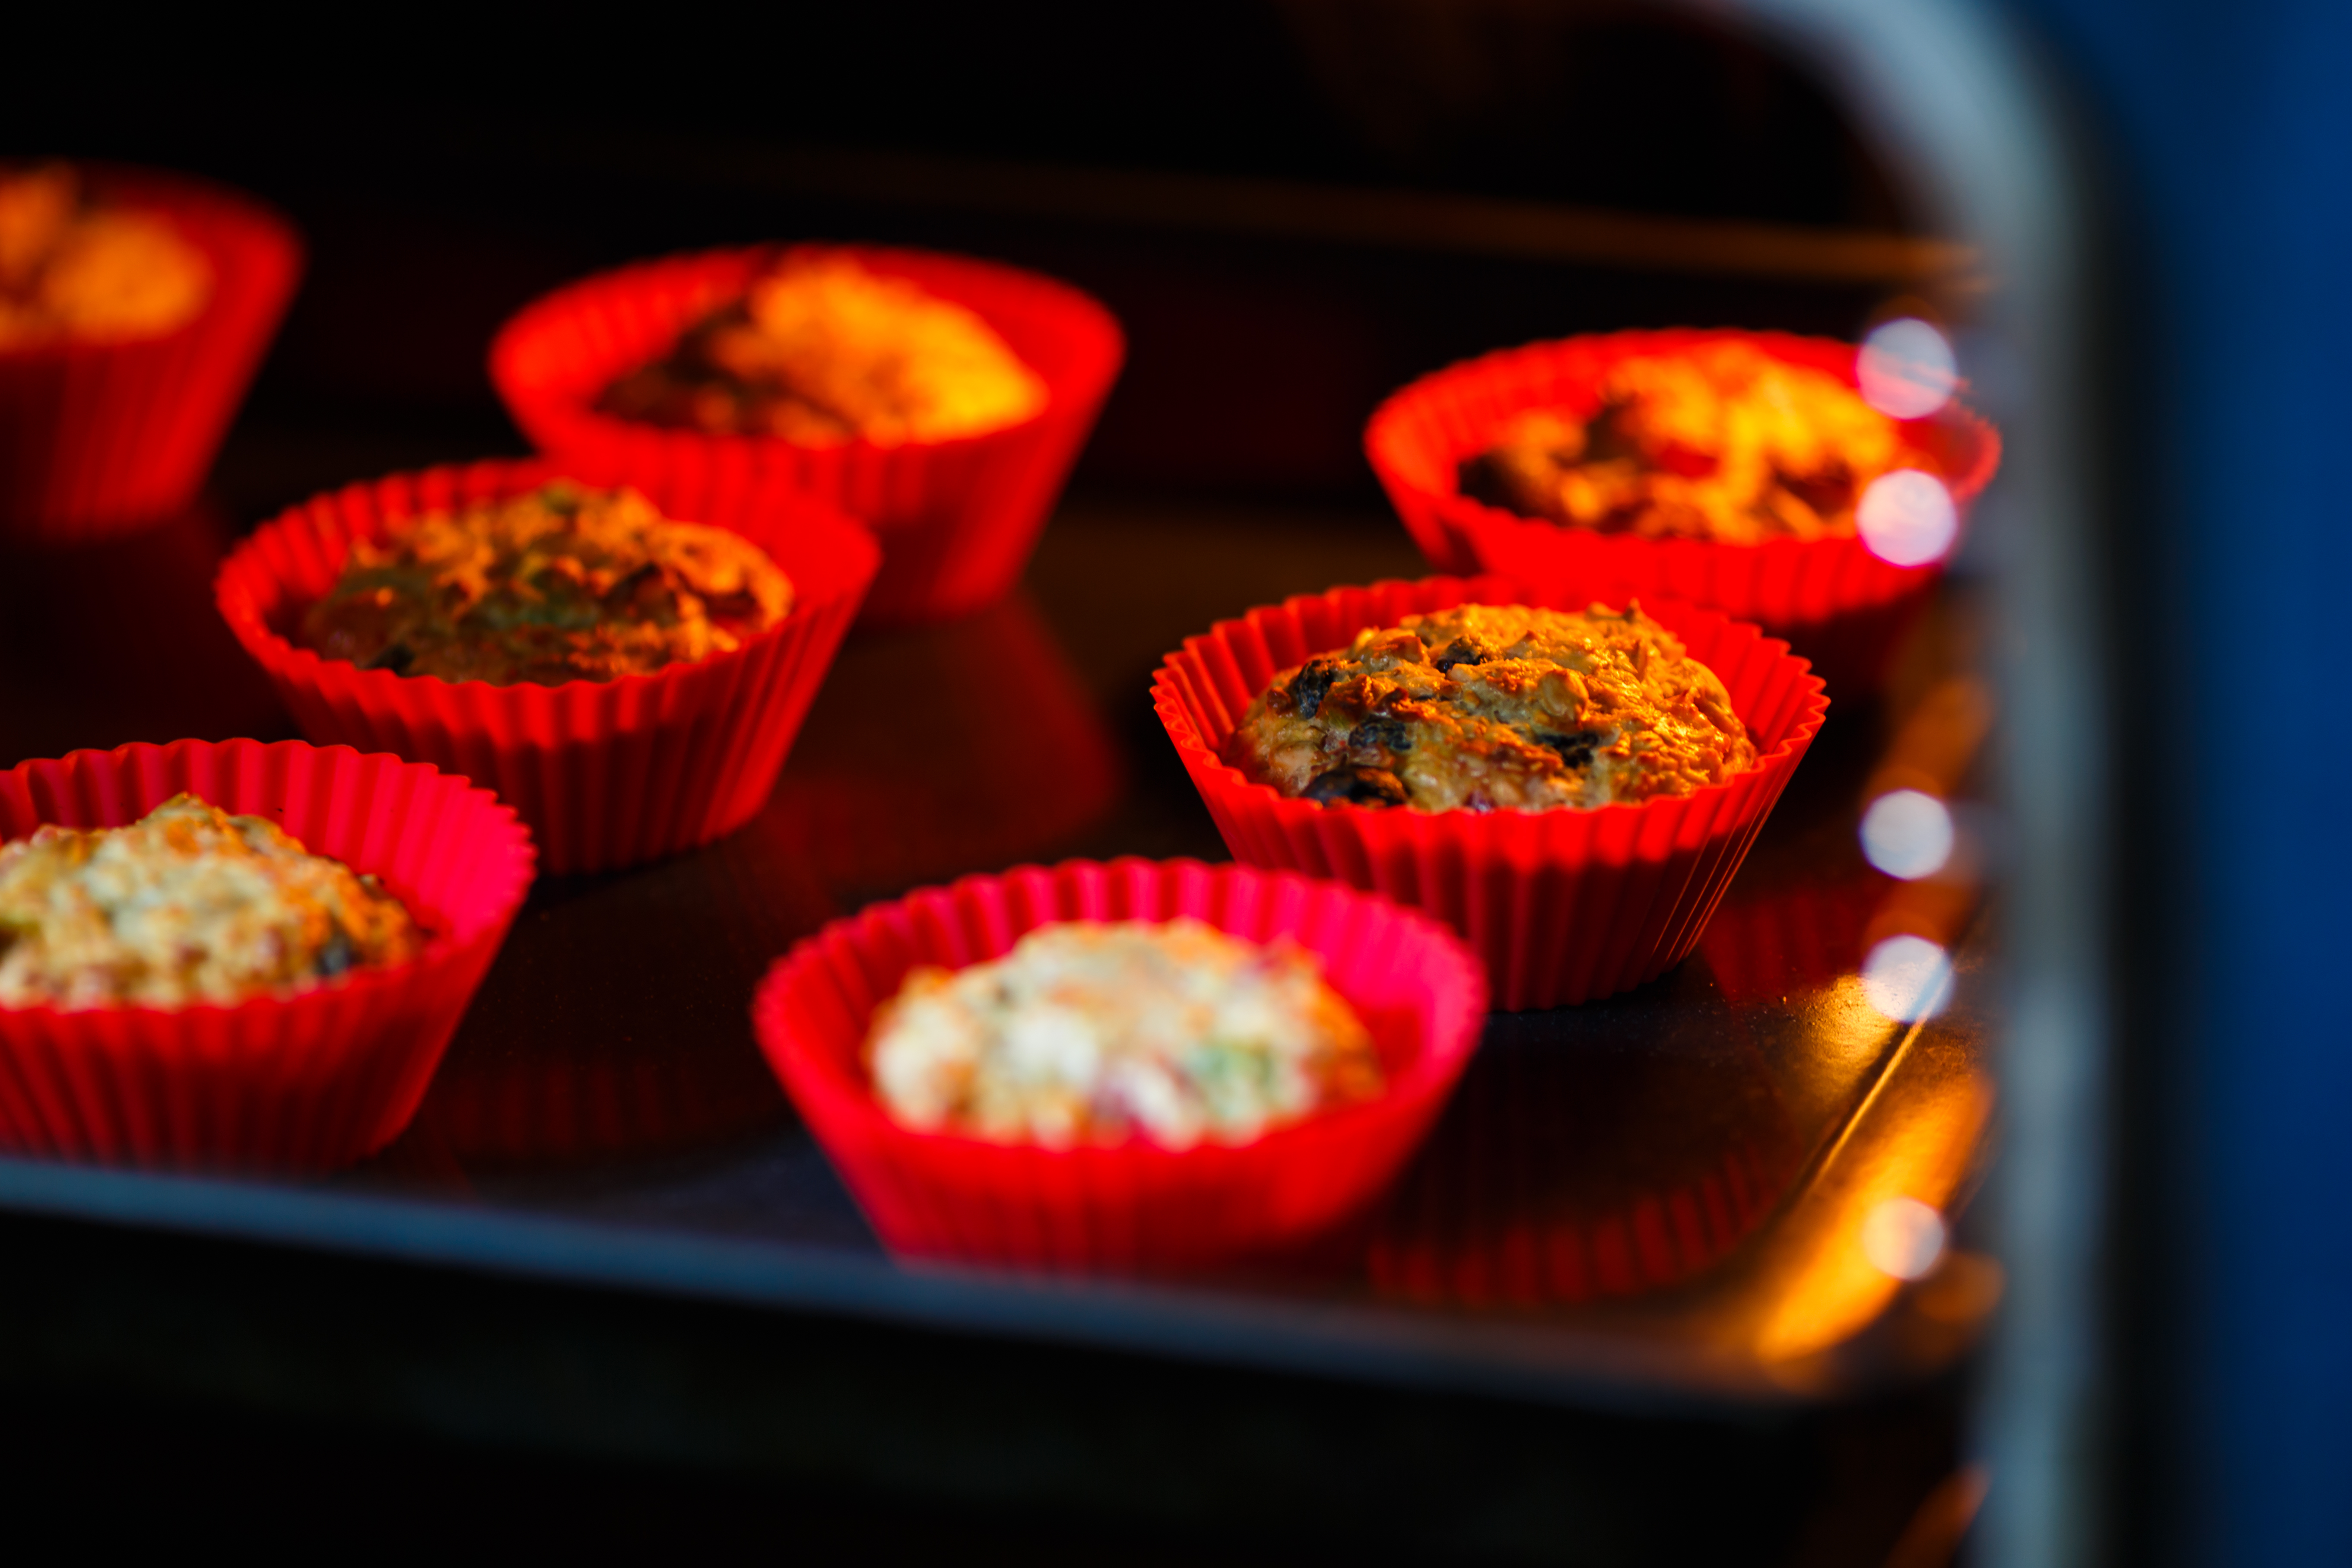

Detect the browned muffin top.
[
  {"left": 598, "top": 252, "right": 1045, "bottom": 444},
  {"left": 1225, "top": 603, "right": 1755, "bottom": 812},
  {"left": 302, "top": 481, "right": 791, "bottom": 686},
  {"left": 0, "top": 163, "right": 211, "bottom": 346},
  {"left": 1457, "top": 342, "right": 1906, "bottom": 544}
]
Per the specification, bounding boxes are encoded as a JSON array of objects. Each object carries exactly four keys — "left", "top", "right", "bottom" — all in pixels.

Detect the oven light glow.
[
  {"left": 1860, "top": 1196, "right": 1949, "bottom": 1280},
  {"left": 1857, "top": 469, "right": 1959, "bottom": 567},
  {"left": 1857, "top": 317, "right": 1958, "bottom": 419},
  {"left": 1861, "top": 789, "right": 1956, "bottom": 879},
  {"left": 1862, "top": 934, "right": 1955, "bottom": 1022}
]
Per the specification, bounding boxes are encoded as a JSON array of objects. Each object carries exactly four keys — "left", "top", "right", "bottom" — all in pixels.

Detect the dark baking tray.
[{"left": 0, "top": 485, "right": 1997, "bottom": 1421}]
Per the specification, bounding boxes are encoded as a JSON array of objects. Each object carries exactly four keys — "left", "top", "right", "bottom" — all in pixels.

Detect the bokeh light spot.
[
  {"left": 1858, "top": 317, "right": 1958, "bottom": 419},
  {"left": 1862, "top": 935, "right": 1954, "bottom": 1023},
  {"left": 1858, "top": 470, "right": 1959, "bottom": 567},
  {"left": 1861, "top": 789, "right": 1955, "bottom": 879},
  {"left": 1860, "top": 1196, "right": 1949, "bottom": 1281}
]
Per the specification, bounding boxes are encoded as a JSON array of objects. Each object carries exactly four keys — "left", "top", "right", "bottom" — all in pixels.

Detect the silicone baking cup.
[
  {"left": 214, "top": 458, "right": 879, "bottom": 873},
  {"left": 1364, "top": 328, "right": 2001, "bottom": 698},
  {"left": 0, "top": 738, "right": 532, "bottom": 1171},
  {"left": 1152, "top": 575, "right": 1829, "bottom": 1010},
  {"left": 752, "top": 858, "right": 1487, "bottom": 1273},
  {"left": 0, "top": 165, "right": 302, "bottom": 542},
  {"left": 489, "top": 243, "right": 1124, "bottom": 626}
]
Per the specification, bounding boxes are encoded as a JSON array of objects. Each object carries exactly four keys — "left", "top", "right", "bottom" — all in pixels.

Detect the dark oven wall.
[{"left": 7, "top": 0, "right": 1950, "bottom": 519}]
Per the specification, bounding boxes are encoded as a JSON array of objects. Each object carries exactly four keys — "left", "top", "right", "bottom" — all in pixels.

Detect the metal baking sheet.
[{"left": 0, "top": 489, "right": 1997, "bottom": 1413}]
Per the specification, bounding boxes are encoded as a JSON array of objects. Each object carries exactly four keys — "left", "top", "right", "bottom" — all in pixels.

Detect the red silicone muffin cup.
[
  {"left": 490, "top": 243, "right": 1125, "bottom": 626},
  {"left": 213, "top": 457, "right": 880, "bottom": 874},
  {"left": 0, "top": 738, "right": 533, "bottom": 1171},
  {"left": 752, "top": 858, "right": 1488, "bottom": 1273},
  {"left": 0, "top": 164, "right": 302, "bottom": 542},
  {"left": 1364, "top": 327, "right": 2001, "bottom": 699},
  {"left": 1152, "top": 575, "right": 1830, "bottom": 1010}
]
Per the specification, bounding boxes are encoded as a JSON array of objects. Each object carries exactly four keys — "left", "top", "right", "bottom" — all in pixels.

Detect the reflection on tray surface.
[
  {"left": 368, "top": 592, "right": 1120, "bottom": 1173},
  {"left": 392, "top": 809, "right": 838, "bottom": 1169},
  {"left": 1371, "top": 977, "right": 1801, "bottom": 1307},
  {"left": 0, "top": 506, "right": 291, "bottom": 764},
  {"left": 767, "top": 591, "right": 1121, "bottom": 897},
  {"left": 0, "top": 490, "right": 1995, "bottom": 1387}
]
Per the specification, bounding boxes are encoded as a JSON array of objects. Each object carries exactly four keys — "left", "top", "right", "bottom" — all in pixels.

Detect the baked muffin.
[
  {"left": 865, "top": 919, "right": 1383, "bottom": 1149},
  {"left": 1225, "top": 603, "right": 1756, "bottom": 812},
  {"left": 300, "top": 480, "right": 793, "bottom": 686},
  {"left": 0, "top": 793, "right": 424, "bottom": 1009},
  {"left": 597, "top": 252, "right": 1047, "bottom": 445},
  {"left": 1457, "top": 341, "right": 1905, "bottom": 545},
  {"left": 0, "top": 163, "right": 212, "bottom": 346}
]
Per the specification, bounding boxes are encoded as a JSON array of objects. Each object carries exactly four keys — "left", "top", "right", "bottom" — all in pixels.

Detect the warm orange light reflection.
[
  {"left": 1866, "top": 676, "right": 1995, "bottom": 800},
  {"left": 1859, "top": 1195, "right": 1948, "bottom": 1279},
  {"left": 1751, "top": 1065, "right": 1992, "bottom": 1363},
  {"left": 1810, "top": 973, "right": 1914, "bottom": 1069},
  {"left": 1863, "top": 934, "right": 1955, "bottom": 1023}
]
